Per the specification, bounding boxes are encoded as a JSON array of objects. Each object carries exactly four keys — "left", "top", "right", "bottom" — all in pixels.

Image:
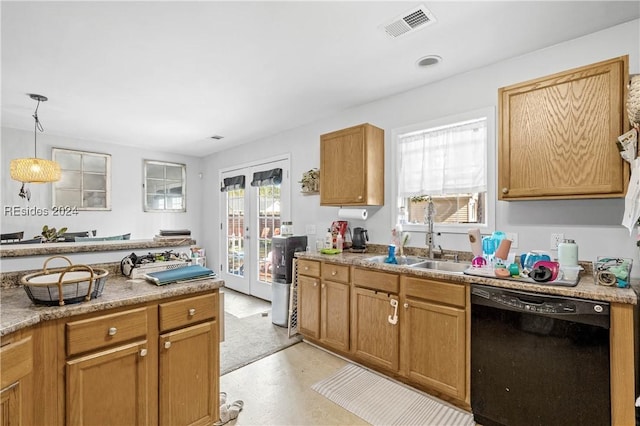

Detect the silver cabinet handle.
[
  {"left": 502, "top": 187, "right": 509, "bottom": 194},
  {"left": 331, "top": 271, "right": 337, "bottom": 276},
  {"left": 188, "top": 308, "right": 196, "bottom": 316},
  {"left": 164, "top": 341, "right": 172, "bottom": 349},
  {"left": 304, "top": 266, "right": 309, "bottom": 271},
  {"left": 313, "top": 282, "right": 318, "bottom": 287},
  {"left": 108, "top": 327, "right": 117, "bottom": 336},
  {"left": 140, "top": 348, "right": 148, "bottom": 357},
  {"left": 404, "top": 303, "right": 409, "bottom": 309}
]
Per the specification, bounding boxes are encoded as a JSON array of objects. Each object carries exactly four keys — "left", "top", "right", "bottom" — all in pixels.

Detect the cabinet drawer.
[
  {"left": 353, "top": 268, "right": 399, "bottom": 294},
  {"left": 0, "top": 335, "right": 33, "bottom": 389},
  {"left": 403, "top": 277, "right": 466, "bottom": 308},
  {"left": 298, "top": 259, "right": 320, "bottom": 277},
  {"left": 67, "top": 308, "right": 148, "bottom": 357},
  {"left": 322, "top": 263, "right": 350, "bottom": 283},
  {"left": 159, "top": 292, "right": 217, "bottom": 333}
]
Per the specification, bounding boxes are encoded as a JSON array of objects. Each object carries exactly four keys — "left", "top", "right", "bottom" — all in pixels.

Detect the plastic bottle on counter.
[
  {"left": 558, "top": 239, "right": 578, "bottom": 268},
  {"left": 324, "top": 228, "right": 333, "bottom": 249},
  {"left": 336, "top": 233, "right": 344, "bottom": 253}
]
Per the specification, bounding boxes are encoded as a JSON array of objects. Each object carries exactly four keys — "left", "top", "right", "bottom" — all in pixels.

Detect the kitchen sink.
[
  {"left": 410, "top": 260, "right": 471, "bottom": 274},
  {"left": 362, "top": 255, "right": 426, "bottom": 266}
]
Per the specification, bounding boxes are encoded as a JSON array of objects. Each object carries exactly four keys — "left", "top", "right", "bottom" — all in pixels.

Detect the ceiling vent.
[{"left": 382, "top": 5, "right": 436, "bottom": 38}]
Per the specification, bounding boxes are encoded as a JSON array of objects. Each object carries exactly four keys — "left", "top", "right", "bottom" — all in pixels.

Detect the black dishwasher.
[{"left": 471, "top": 284, "right": 610, "bottom": 426}]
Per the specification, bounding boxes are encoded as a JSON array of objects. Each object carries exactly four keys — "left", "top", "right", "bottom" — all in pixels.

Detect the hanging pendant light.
[{"left": 10, "top": 94, "right": 61, "bottom": 183}]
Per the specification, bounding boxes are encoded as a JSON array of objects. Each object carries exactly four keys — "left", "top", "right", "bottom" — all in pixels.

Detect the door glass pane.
[
  {"left": 57, "top": 171, "right": 82, "bottom": 190},
  {"left": 257, "top": 184, "right": 280, "bottom": 284},
  {"left": 83, "top": 191, "right": 106, "bottom": 208},
  {"left": 226, "top": 188, "right": 245, "bottom": 277},
  {"left": 146, "top": 164, "right": 165, "bottom": 179}
]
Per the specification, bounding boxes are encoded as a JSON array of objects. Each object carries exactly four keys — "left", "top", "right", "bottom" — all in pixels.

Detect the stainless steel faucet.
[{"left": 425, "top": 197, "right": 436, "bottom": 259}]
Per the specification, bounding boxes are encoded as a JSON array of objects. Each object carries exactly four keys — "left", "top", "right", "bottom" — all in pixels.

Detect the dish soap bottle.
[{"left": 324, "top": 228, "right": 333, "bottom": 249}]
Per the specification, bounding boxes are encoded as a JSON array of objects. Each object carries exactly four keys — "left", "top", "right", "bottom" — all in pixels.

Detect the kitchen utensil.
[
  {"left": 351, "top": 227, "right": 368, "bottom": 250},
  {"left": 520, "top": 251, "right": 551, "bottom": 270},
  {"left": 468, "top": 228, "right": 483, "bottom": 257},
  {"left": 532, "top": 260, "right": 560, "bottom": 281},
  {"left": 495, "top": 238, "right": 511, "bottom": 261}
]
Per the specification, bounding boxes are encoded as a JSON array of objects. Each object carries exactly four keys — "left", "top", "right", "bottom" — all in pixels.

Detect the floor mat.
[
  {"left": 220, "top": 310, "right": 302, "bottom": 375},
  {"left": 312, "top": 363, "right": 475, "bottom": 426}
]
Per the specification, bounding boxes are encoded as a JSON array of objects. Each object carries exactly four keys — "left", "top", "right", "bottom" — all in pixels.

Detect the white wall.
[
  {"left": 1, "top": 127, "right": 204, "bottom": 242},
  {"left": 201, "top": 19, "right": 640, "bottom": 275}
]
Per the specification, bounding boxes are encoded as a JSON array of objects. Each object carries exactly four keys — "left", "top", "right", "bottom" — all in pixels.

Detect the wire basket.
[{"left": 21, "top": 256, "right": 109, "bottom": 306}]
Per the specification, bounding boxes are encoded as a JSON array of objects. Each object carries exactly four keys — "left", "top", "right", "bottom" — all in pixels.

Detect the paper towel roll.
[{"left": 338, "top": 208, "right": 368, "bottom": 220}]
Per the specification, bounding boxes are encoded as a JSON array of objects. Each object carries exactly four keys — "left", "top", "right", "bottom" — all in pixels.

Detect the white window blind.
[{"left": 398, "top": 118, "right": 487, "bottom": 197}]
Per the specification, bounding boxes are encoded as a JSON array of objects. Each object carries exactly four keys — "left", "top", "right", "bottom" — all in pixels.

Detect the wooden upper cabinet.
[
  {"left": 320, "top": 123, "right": 384, "bottom": 206},
  {"left": 498, "top": 55, "right": 629, "bottom": 200}
]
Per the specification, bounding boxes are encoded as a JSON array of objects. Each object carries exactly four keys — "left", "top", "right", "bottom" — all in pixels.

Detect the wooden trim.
[{"left": 610, "top": 302, "right": 636, "bottom": 425}]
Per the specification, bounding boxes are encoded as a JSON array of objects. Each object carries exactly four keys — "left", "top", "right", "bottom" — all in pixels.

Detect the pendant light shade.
[
  {"left": 10, "top": 93, "right": 61, "bottom": 183},
  {"left": 10, "top": 157, "right": 61, "bottom": 183}
]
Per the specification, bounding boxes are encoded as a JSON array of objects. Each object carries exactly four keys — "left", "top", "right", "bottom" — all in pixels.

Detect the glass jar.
[{"left": 281, "top": 221, "right": 293, "bottom": 236}]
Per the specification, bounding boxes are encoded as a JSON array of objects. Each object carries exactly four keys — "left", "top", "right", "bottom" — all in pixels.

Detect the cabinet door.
[
  {"left": 298, "top": 275, "right": 321, "bottom": 339},
  {"left": 320, "top": 123, "right": 384, "bottom": 206},
  {"left": 320, "top": 280, "right": 350, "bottom": 352},
  {"left": 66, "top": 341, "right": 149, "bottom": 426},
  {"left": 351, "top": 287, "right": 399, "bottom": 372},
  {"left": 159, "top": 321, "right": 218, "bottom": 426},
  {"left": 499, "top": 55, "right": 628, "bottom": 200},
  {"left": 0, "top": 383, "right": 20, "bottom": 426},
  {"left": 402, "top": 297, "right": 466, "bottom": 400}
]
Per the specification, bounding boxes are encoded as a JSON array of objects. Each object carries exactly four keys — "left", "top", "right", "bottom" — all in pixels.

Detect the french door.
[{"left": 219, "top": 158, "right": 290, "bottom": 300}]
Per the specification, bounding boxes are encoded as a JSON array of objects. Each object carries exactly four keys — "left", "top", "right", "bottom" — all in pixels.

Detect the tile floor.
[
  {"left": 220, "top": 342, "right": 368, "bottom": 425},
  {"left": 220, "top": 288, "right": 365, "bottom": 425}
]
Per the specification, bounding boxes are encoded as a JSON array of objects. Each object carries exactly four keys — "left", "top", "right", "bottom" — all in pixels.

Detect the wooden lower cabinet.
[
  {"left": 401, "top": 276, "right": 467, "bottom": 403},
  {"left": 351, "top": 287, "right": 399, "bottom": 371},
  {"left": 401, "top": 297, "right": 466, "bottom": 400},
  {"left": 44, "top": 289, "right": 220, "bottom": 426},
  {"left": 0, "top": 332, "right": 33, "bottom": 426},
  {"left": 320, "top": 280, "right": 350, "bottom": 352},
  {"left": 298, "top": 274, "right": 321, "bottom": 339},
  {"left": 159, "top": 322, "right": 218, "bottom": 426},
  {"left": 298, "top": 260, "right": 350, "bottom": 352},
  {"left": 66, "top": 340, "right": 149, "bottom": 426}
]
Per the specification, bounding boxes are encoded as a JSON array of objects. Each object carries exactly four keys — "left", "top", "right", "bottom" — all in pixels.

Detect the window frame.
[
  {"left": 143, "top": 159, "right": 187, "bottom": 212},
  {"left": 391, "top": 106, "right": 496, "bottom": 234},
  {"left": 52, "top": 148, "right": 112, "bottom": 211}
]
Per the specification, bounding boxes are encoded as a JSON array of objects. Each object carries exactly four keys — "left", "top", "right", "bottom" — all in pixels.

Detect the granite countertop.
[
  {"left": 295, "top": 251, "right": 639, "bottom": 305},
  {"left": 1, "top": 273, "right": 224, "bottom": 337},
  {"left": 0, "top": 238, "right": 196, "bottom": 258}
]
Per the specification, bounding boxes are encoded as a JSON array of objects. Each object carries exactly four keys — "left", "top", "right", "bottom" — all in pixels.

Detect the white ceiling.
[{"left": 2, "top": 1, "right": 639, "bottom": 157}]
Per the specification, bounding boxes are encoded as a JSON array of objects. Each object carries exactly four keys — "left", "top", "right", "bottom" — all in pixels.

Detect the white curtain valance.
[{"left": 398, "top": 118, "right": 487, "bottom": 198}]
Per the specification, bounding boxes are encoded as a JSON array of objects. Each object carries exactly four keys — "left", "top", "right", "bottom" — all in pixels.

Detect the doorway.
[{"left": 219, "top": 157, "right": 290, "bottom": 300}]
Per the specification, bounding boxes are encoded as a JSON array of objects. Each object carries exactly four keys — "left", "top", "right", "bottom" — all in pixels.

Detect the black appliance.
[
  {"left": 351, "top": 227, "right": 368, "bottom": 250},
  {"left": 471, "top": 284, "right": 610, "bottom": 426},
  {"left": 272, "top": 235, "right": 307, "bottom": 284}
]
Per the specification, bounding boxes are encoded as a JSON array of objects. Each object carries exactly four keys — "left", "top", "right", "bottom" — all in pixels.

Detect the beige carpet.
[
  {"left": 312, "top": 363, "right": 475, "bottom": 426},
  {"left": 220, "top": 310, "right": 302, "bottom": 375}
]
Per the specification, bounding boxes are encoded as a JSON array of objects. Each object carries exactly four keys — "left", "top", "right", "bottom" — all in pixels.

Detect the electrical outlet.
[
  {"left": 550, "top": 233, "right": 564, "bottom": 250},
  {"left": 506, "top": 232, "right": 518, "bottom": 249},
  {"left": 305, "top": 224, "right": 316, "bottom": 235}
]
